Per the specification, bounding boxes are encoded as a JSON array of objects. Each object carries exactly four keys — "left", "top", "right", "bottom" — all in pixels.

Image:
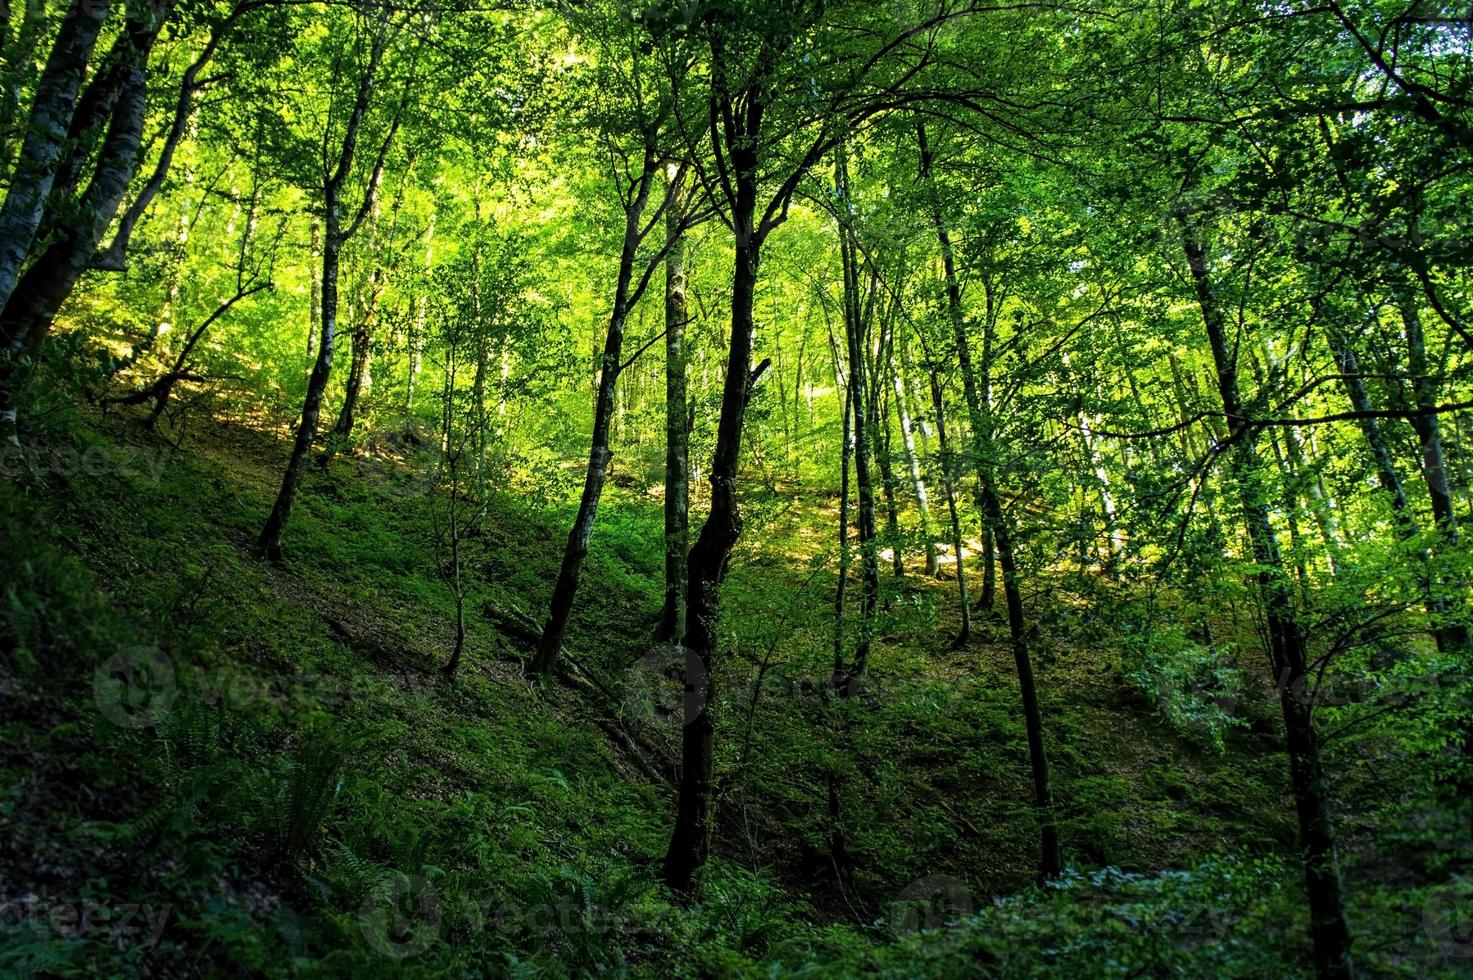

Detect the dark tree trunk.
[
  {"left": 977, "top": 473, "right": 1061, "bottom": 877},
  {"left": 833, "top": 362, "right": 852, "bottom": 679},
  {"left": 147, "top": 281, "right": 268, "bottom": 426},
  {"left": 926, "top": 365, "right": 971, "bottom": 646},
  {"left": 255, "top": 26, "right": 400, "bottom": 560},
  {"left": 657, "top": 163, "right": 690, "bottom": 645},
  {"left": 873, "top": 324, "right": 904, "bottom": 579},
  {"left": 890, "top": 338, "right": 939, "bottom": 577},
  {"left": 1399, "top": 294, "right": 1470, "bottom": 652},
  {"left": 324, "top": 244, "right": 392, "bottom": 468},
  {"left": 323, "top": 321, "right": 372, "bottom": 465},
  {"left": 920, "top": 121, "right": 1057, "bottom": 872},
  {"left": 919, "top": 122, "right": 999, "bottom": 616},
  {"left": 1325, "top": 326, "right": 1455, "bottom": 649},
  {"left": 662, "top": 160, "right": 760, "bottom": 892},
  {"left": 531, "top": 152, "right": 656, "bottom": 676},
  {"left": 257, "top": 225, "right": 343, "bottom": 561},
  {"left": 0, "top": 0, "right": 110, "bottom": 321},
  {"left": 836, "top": 159, "right": 878, "bottom": 686},
  {"left": 1183, "top": 232, "right": 1355, "bottom": 980},
  {"left": 1, "top": 3, "right": 165, "bottom": 367},
  {"left": 94, "top": 3, "right": 248, "bottom": 271}
]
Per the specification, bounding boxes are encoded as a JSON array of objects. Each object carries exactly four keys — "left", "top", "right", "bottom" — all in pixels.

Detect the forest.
[{"left": 0, "top": 0, "right": 1470, "bottom": 975}]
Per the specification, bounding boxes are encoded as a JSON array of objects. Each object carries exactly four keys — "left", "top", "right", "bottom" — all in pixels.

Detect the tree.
[{"left": 256, "top": 7, "right": 413, "bottom": 561}]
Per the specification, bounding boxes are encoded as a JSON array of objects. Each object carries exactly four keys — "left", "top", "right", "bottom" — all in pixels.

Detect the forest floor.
[{"left": 1, "top": 400, "right": 1467, "bottom": 976}]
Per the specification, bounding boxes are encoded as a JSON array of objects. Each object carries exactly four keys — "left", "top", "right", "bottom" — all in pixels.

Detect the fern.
[{"left": 266, "top": 721, "right": 354, "bottom": 868}]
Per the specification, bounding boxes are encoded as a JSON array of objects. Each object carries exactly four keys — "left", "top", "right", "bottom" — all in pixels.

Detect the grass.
[{"left": 0, "top": 400, "right": 1467, "bottom": 976}]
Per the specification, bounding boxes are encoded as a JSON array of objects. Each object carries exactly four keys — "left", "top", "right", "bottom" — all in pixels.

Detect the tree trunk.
[
  {"left": 926, "top": 365, "right": 971, "bottom": 646},
  {"left": 657, "top": 163, "right": 690, "bottom": 644},
  {"left": 876, "top": 389, "right": 903, "bottom": 579},
  {"left": 530, "top": 158, "right": 655, "bottom": 676},
  {"left": 1183, "top": 231, "right": 1354, "bottom": 980},
  {"left": 919, "top": 122, "right": 1058, "bottom": 872},
  {"left": 663, "top": 156, "right": 761, "bottom": 892},
  {"left": 891, "top": 338, "right": 939, "bottom": 576},
  {"left": 257, "top": 219, "right": 344, "bottom": 561},
  {"left": 834, "top": 373, "right": 852, "bottom": 680},
  {"left": 836, "top": 157, "right": 878, "bottom": 686},
  {"left": 1399, "top": 293, "right": 1470, "bottom": 651},
  {"left": 1325, "top": 326, "right": 1452, "bottom": 646},
  {"left": 1, "top": 4, "right": 164, "bottom": 367},
  {"left": 323, "top": 321, "right": 372, "bottom": 464},
  {"left": 0, "top": 0, "right": 110, "bottom": 320},
  {"left": 93, "top": 1, "right": 244, "bottom": 271},
  {"left": 976, "top": 471, "right": 1062, "bottom": 878}
]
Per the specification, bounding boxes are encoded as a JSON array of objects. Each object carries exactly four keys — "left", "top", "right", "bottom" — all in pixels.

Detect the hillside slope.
[{"left": 1, "top": 406, "right": 1464, "bottom": 977}]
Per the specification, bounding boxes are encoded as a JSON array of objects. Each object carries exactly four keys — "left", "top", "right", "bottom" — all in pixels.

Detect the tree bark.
[
  {"left": 0, "top": 0, "right": 110, "bottom": 320},
  {"left": 1398, "top": 292, "right": 1470, "bottom": 651},
  {"left": 891, "top": 337, "right": 939, "bottom": 576},
  {"left": 662, "top": 145, "right": 760, "bottom": 892},
  {"left": 657, "top": 162, "right": 690, "bottom": 645},
  {"left": 530, "top": 151, "right": 657, "bottom": 675},
  {"left": 257, "top": 214, "right": 344, "bottom": 561},
  {"left": 93, "top": 2, "right": 253, "bottom": 271},
  {"left": 1183, "top": 230, "right": 1354, "bottom": 980},
  {"left": 834, "top": 369, "right": 852, "bottom": 679},
  {"left": 926, "top": 362, "right": 971, "bottom": 646},
  {"left": 836, "top": 153, "right": 878, "bottom": 686},
  {"left": 1, "top": 2, "right": 167, "bottom": 368},
  {"left": 1325, "top": 325, "right": 1457, "bottom": 646},
  {"left": 256, "top": 28, "right": 397, "bottom": 560},
  {"left": 919, "top": 121, "right": 1058, "bottom": 873}
]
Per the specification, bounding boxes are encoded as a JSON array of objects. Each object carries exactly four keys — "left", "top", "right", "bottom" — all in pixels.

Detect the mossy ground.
[{"left": 1, "top": 402, "right": 1466, "bottom": 976}]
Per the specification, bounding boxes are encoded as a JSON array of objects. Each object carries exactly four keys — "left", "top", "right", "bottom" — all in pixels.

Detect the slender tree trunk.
[
  {"left": 530, "top": 157, "right": 655, "bottom": 675},
  {"left": 406, "top": 212, "right": 433, "bottom": 411},
  {"left": 834, "top": 375, "right": 852, "bottom": 679},
  {"left": 657, "top": 162, "right": 690, "bottom": 644},
  {"left": 891, "top": 338, "right": 939, "bottom": 576},
  {"left": 876, "top": 379, "right": 904, "bottom": 579},
  {"left": 926, "top": 365, "right": 971, "bottom": 646},
  {"left": 324, "top": 320, "right": 372, "bottom": 463},
  {"left": 976, "top": 471, "right": 1061, "bottom": 877},
  {"left": 836, "top": 158, "right": 878, "bottom": 686},
  {"left": 1399, "top": 293, "right": 1470, "bottom": 651},
  {"left": 148, "top": 282, "right": 268, "bottom": 426},
  {"left": 1062, "top": 351, "right": 1123, "bottom": 573},
  {"left": 93, "top": 2, "right": 245, "bottom": 271},
  {"left": 439, "top": 339, "right": 465, "bottom": 678},
  {"left": 1183, "top": 231, "right": 1354, "bottom": 980},
  {"left": 919, "top": 122, "right": 1058, "bottom": 872},
  {"left": 1325, "top": 326, "right": 1451, "bottom": 645},
  {"left": 919, "top": 123, "right": 1000, "bottom": 618},
  {"left": 308, "top": 219, "right": 321, "bottom": 356},
  {"left": 324, "top": 232, "right": 394, "bottom": 468},
  {"left": 256, "top": 24, "right": 400, "bottom": 559},
  {"left": 257, "top": 218, "right": 344, "bottom": 561},
  {"left": 442, "top": 449, "right": 466, "bottom": 678}
]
